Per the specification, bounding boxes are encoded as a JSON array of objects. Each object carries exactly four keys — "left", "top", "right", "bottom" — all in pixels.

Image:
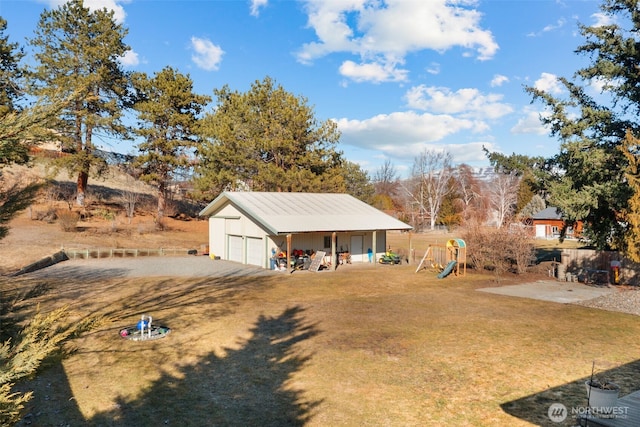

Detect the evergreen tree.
[
  {"left": 0, "top": 14, "right": 64, "bottom": 240},
  {"left": 0, "top": 17, "right": 24, "bottom": 116},
  {"left": 437, "top": 176, "right": 463, "bottom": 228},
  {"left": 341, "top": 160, "right": 375, "bottom": 204},
  {"left": 483, "top": 148, "right": 551, "bottom": 212},
  {"left": 526, "top": 0, "right": 640, "bottom": 250},
  {"left": 0, "top": 48, "right": 79, "bottom": 425},
  {"left": 194, "top": 76, "right": 344, "bottom": 198},
  {"left": 131, "top": 67, "right": 210, "bottom": 223},
  {"left": 27, "top": 0, "right": 131, "bottom": 206},
  {"left": 620, "top": 130, "right": 640, "bottom": 262}
]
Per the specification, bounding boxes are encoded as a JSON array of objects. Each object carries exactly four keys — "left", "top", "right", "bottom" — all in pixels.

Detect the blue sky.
[{"left": 1, "top": 0, "right": 605, "bottom": 176}]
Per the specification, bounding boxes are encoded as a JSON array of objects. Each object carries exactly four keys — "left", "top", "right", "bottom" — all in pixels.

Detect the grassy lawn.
[{"left": 5, "top": 254, "right": 640, "bottom": 426}]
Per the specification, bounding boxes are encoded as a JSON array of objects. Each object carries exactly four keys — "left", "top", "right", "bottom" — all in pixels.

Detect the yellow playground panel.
[{"left": 415, "top": 238, "right": 466, "bottom": 277}]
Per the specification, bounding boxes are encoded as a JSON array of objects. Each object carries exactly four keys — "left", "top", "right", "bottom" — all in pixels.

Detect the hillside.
[{"left": 0, "top": 158, "right": 209, "bottom": 275}]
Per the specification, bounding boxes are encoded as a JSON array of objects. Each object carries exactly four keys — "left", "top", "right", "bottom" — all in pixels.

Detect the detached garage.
[{"left": 198, "top": 192, "right": 412, "bottom": 270}]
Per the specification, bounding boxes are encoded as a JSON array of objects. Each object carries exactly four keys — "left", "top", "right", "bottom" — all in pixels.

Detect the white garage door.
[
  {"left": 246, "top": 237, "right": 264, "bottom": 267},
  {"left": 228, "top": 235, "right": 243, "bottom": 263}
]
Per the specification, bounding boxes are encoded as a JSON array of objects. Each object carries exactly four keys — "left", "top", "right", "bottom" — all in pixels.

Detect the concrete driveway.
[
  {"left": 478, "top": 280, "right": 615, "bottom": 303},
  {"left": 21, "top": 255, "right": 277, "bottom": 280}
]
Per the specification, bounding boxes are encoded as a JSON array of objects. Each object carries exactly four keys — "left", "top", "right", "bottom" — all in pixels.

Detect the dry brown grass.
[
  {"left": 2, "top": 163, "right": 635, "bottom": 426},
  {"left": 5, "top": 258, "right": 640, "bottom": 426}
]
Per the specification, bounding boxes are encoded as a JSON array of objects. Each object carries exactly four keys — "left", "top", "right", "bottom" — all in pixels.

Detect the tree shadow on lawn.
[
  {"left": 9, "top": 262, "right": 279, "bottom": 327},
  {"left": 501, "top": 359, "right": 640, "bottom": 426},
  {"left": 88, "top": 305, "right": 322, "bottom": 426},
  {"left": 10, "top": 271, "right": 320, "bottom": 426}
]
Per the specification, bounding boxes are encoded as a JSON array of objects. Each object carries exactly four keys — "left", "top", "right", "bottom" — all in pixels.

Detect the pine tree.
[
  {"left": 0, "top": 17, "right": 24, "bottom": 116},
  {"left": 27, "top": 0, "right": 131, "bottom": 206},
  {"left": 131, "top": 67, "right": 210, "bottom": 223},
  {"left": 342, "top": 160, "right": 375, "bottom": 203},
  {"left": 194, "top": 76, "right": 344, "bottom": 198},
  {"left": 526, "top": 0, "right": 640, "bottom": 250}
]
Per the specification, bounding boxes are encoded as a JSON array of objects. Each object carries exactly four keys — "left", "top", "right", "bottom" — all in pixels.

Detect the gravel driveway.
[{"left": 21, "top": 255, "right": 278, "bottom": 280}]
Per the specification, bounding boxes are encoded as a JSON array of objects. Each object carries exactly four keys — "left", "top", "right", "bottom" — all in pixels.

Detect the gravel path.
[{"left": 575, "top": 287, "right": 640, "bottom": 316}]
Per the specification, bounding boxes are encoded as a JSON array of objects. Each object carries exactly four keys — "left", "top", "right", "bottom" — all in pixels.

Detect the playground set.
[{"left": 415, "top": 238, "right": 467, "bottom": 279}]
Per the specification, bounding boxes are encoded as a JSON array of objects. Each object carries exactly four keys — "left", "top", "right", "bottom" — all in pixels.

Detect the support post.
[
  {"left": 372, "top": 230, "right": 378, "bottom": 267},
  {"left": 409, "top": 231, "right": 413, "bottom": 264},
  {"left": 286, "top": 233, "right": 292, "bottom": 273},
  {"left": 331, "top": 232, "right": 337, "bottom": 271}
]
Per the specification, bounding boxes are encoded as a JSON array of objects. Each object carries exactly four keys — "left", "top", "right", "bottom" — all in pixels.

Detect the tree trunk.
[
  {"left": 157, "top": 182, "right": 166, "bottom": 223},
  {"left": 76, "top": 121, "right": 94, "bottom": 207},
  {"left": 76, "top": 170, "right": 88, "bottom": 207}
]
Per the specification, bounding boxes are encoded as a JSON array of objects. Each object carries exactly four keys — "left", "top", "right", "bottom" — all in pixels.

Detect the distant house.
[
  {"left": 198, "top": 192, "right": 412, "bottom": 270},
  {"left": 526, "top": 207, "right": 583, "bottom": 239}
]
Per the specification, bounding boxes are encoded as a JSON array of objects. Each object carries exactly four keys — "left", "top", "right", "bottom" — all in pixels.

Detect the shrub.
[
  {"left": 56, "top": 209, "right": 79, "bottom": 232},
  {"left": 461, "top": 224, "right": 536, "bottom": 279},
  {"left": 0, "top": 299, "right": 103, "bottom": 425}
]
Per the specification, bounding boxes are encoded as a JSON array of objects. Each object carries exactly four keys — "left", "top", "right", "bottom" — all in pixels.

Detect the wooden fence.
[
  {"left": 559, "top": 248, "right": 640, "bottom": 286},
  {"left": 63, "top": 248, "right": 195, "bottom": 260}
]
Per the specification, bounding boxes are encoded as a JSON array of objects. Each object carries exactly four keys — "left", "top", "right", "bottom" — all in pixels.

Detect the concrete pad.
[
  {"left": 21, "top": 256, "right": 277, "bottom": 280},
  {"left": 478, "top": 280, "right": 615, "bottom": 303}
]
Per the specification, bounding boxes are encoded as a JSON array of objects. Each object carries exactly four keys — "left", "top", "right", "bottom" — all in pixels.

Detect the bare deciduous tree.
[
  {"left": 488, "top": 171, "right": 520, "bottom": 228},
  {"left": 373, "top": 159, "right": 399, "bottom": 197},
  {"left": 453, "top": 163, "right": 484, "bottom": 222},
  {"left": 406, "top": 149, "right": 453, "bottom": 231},
  {"left": 120, "top": 186, "right": 140, "bottom": 225}
]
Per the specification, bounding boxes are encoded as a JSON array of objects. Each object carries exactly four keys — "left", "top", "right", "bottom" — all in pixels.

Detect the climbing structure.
[{"left": 415, "top": 238, "right": 466, "bottom": 278}]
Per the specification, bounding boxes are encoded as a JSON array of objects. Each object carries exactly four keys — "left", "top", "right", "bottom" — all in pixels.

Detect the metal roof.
[
  {"left": 531, "top": 207, "right": 563, "bottom": 220},
  {"left": 199, "top": 191, "right": 413, "bottom": 235}
]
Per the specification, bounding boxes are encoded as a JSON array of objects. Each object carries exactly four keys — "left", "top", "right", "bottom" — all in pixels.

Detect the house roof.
[
  {"left": 199, "top": 191, "right": 413, "bottom": 235},
  {"left": 531, "top": 207, "right": 563, "bottom": 220}
]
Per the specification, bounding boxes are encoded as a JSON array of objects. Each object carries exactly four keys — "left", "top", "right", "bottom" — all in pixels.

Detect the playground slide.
[{"left": 437, "top": 260, "right": 457, "bottom": 279}]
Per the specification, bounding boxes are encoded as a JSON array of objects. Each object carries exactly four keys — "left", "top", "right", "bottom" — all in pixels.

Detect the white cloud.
[
  {"left": 339, "top": 60, "right": 408, "bottom": 83},
  {"left": 337, "top": 113, "right": 494, "bottom": 165},
  {"left": 41, "top": 0, "right": 129, "bottom": 23},
  {"left": 534, "top": 72, "right": 563, "bottom": 94},
  {"left": 336, "top": 111, "right": 480, "bottom": 145},
  {"left": 119, "top": 49, "right": 139, "bottom": 67},
  {"left": 250, "top": 0, "right": 268, "bottom": 17},
  {"left": 542, "top": 18, "right": 566, "bottom": 33},
  {"left": 333, "top": 110, "right": 492, "bottom": 166},
  {"left": 527, "top": 18, "right": 566, "bottom": 37},
  {"left": 297, "top": 0, "right": 498, "bottom": 83},
  {"left": 446, "top": 141, "right": 498, "bottom": 164},
  {"left": 404, "top": 85, "right": 513, "bottom": 120},
  {"left": 591, "top": 12, "right": 615, "bottom": 27},
  {"left": 426, "top": 62, "right": 441, "bottom": 75},
  {"left": 511, "top": 108, "right": 550, "bottom": 135},
  {"left": 190, "top": 37, "right": 225, "bottom": 71},
  {"left": 490, "top": 74, "right": 509, "bottom": 87}
]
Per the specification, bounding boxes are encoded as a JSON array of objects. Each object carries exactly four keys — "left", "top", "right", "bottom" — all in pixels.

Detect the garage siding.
[{"left": 246, "top": 237, "right": 264, "bottom": 267}]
